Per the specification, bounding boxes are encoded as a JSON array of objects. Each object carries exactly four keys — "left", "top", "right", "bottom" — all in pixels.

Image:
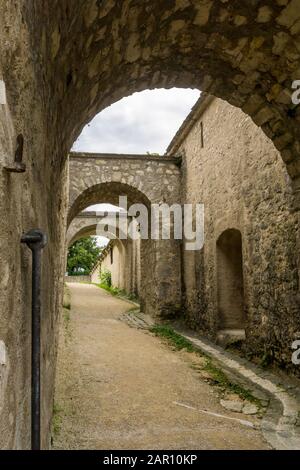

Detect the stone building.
[
  {"left": 168, "top": 94, "right": 299, "bottom": 367},
  {"left": 90, "top": 238, "right": 141, "bottom": 297}
]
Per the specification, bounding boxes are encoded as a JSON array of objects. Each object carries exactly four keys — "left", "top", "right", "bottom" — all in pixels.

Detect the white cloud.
[
  {"left": 76, "top": 88, "right": 200, "bottom": 220},
  {"left": 72, "top": 88, "right": 200, "bottom": 155}
]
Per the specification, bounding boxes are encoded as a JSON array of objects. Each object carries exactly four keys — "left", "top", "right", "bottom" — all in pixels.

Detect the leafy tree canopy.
[{"left": 67, "top": 237, "right": 101, "bottom": 275}]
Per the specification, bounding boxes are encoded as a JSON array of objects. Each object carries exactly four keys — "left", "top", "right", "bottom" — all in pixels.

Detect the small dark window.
[
  {"left": 110, "top": 248, "right": 113, "bottom": 264},
  {"left": 200, "top": 121, "right": 204, "bottom": 148}
]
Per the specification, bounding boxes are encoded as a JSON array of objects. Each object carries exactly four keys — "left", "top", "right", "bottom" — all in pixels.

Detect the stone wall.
[
  {"left": 169, "top": 95, "right": 299, "bottom": 372},
  {"left": 65, "top": 276, "right": 91, "bottom": 284},
  {"left": 96, "top": 242, "right": 124, "bottom": 290},
  {"left": 0, "top": 1, "right": 68, "bottom": 449},
  {"left": 91, "top": 238, "right": 141, "bottom": 297}
]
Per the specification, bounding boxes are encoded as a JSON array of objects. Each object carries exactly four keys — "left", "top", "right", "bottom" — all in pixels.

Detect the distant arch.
[
  {"left": 67, "top": 223, "right": 98, "bottom": 246},
  {"left": 68, "top": 181, "right": 153, "bottom": 226},
  {"left": 67, "top": 153, "right": 181, "bottom": 225}
]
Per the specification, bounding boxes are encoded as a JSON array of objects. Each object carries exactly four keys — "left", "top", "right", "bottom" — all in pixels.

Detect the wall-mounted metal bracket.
[
  {"left": 4, "top": 134, "right": 26, "bottom": 173},
  {"left": 21, "top": 229, "right": 47, "bottom": 450}
]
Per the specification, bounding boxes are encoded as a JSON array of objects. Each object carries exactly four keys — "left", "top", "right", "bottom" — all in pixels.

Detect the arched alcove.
[{"left": 217, "top": 229, "right": 245, "bottom": 330}]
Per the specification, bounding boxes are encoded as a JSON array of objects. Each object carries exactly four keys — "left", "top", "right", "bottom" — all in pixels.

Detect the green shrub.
[
  {"left": 100, "top": 268, "right": 112, "bottom": 287},
  {"left": 150, "top": 325, "right": 195, "bottom": 352}
]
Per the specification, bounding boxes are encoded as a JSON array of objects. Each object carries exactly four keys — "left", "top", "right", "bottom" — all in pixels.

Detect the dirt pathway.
[{"left": 52, "top": 283, "right": 270, "bottom": 450}]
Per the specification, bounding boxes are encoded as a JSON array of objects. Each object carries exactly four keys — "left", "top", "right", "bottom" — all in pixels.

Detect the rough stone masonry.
[{"left": 168, "top": 94, "right": 300, "bottom": 372}]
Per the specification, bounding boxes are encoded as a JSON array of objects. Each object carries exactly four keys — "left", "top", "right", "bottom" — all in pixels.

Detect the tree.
[{"left": 67, "top": 237, "right": 101, "bottom": 275}]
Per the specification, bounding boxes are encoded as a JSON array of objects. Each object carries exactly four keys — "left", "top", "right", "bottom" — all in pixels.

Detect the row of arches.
[
  {"left": 65, "top": 91, "right": 298, "bottom": 367},
  {"left": 69, "top": 219, "right": 246, "bottom": 333},
  {"left": 67, "top": 177, "right": 182, "bottom": 319}
]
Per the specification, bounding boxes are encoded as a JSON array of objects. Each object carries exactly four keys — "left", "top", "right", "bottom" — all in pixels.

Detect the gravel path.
[{"left": 52, "top": 283, "right": 271, "bottom": 450}]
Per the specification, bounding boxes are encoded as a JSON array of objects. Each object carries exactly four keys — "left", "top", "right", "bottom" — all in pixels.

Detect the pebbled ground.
[{"left": 52, "top": 283, "right": 271, "bottom": 450}]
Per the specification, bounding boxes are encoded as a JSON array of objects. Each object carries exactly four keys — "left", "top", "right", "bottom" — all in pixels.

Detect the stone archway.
[
  {"left": 68, "top": 173, "right": 182, "bottom": 318},
  {"left": 68, "top": 152, "right": 181, "bottom": 224},
  {"left": 28, "top": 1, "right": 300, "bottom": 187},
  {"left": 66, "top": 211, "right": 125, "bottom": 246},
  {"left": 67, "top": 222, "right": 99, "bottom": 247}
]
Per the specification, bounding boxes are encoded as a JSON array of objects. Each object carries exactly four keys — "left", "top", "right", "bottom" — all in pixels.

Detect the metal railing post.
[{"left": 21, "top": 229, "right": 47, "bottom": 450}]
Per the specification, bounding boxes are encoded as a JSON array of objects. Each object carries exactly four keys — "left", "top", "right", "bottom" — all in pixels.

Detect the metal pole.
[{"left": 21, "top": 229, "right": 47, "bottom": 450}]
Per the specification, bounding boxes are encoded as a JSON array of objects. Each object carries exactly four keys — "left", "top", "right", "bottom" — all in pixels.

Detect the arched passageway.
[
  {"left": 217, "top": 229, "right": 245, "bottom": 330},
  {"left": 66, "top": 211, "right": 128, "bottom": 247},
  {"left": 68, "top": 153, "right": 181, "bottom": 223},
  {"left": 68, "top": 178, "right": 182, "bottom": 319},
  {"left": 67, "top": 215, "right": 141, "bottom": 297},
  {"left": 67, "top": 223, "right": 99, "bottom": 247}
]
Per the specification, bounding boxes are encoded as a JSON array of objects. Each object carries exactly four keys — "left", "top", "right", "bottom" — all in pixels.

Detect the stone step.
[{"left": 216, "top": 329, "right": 246, "bottom": 347}]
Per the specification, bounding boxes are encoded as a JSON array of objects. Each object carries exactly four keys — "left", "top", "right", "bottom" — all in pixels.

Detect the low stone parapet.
[{"left": 65, "top": 275, "right": 91, "bottom": 283}]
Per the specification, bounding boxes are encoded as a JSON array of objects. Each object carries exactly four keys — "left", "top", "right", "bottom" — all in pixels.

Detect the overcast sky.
[
  {"left": 73, "top": 88, "right": 200, "bottom": 155},
  {"left": 75, "top": 88, "right": 200, "bottom": 246}
]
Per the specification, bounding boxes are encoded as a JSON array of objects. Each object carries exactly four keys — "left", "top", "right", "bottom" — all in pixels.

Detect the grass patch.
[
  {"left": 94, "top": 283, "right": 138, "bottom": 302},
  {"left": 96, "top": 282, "right": 119, "bottom": 295},
  {"left": 203, "top": 359, "right": 260, "bottom": 405},
  {"left": 63, "top": 307, "right": 70, "bottom": 326},
  {"left": 52, "top": 403, "right": 63, "bottom": 437},
  {"left": 62, "top": 285, "right": 72, "bottom": 340},
  {"left": 151, "top": 324, "right": 261, "bottom": 407},
  {"left": 150, "top": 325, "right": 195, "bottom": 353},
  {"left": 62, "top": 284, "right": 71, "bottom": 310}
]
